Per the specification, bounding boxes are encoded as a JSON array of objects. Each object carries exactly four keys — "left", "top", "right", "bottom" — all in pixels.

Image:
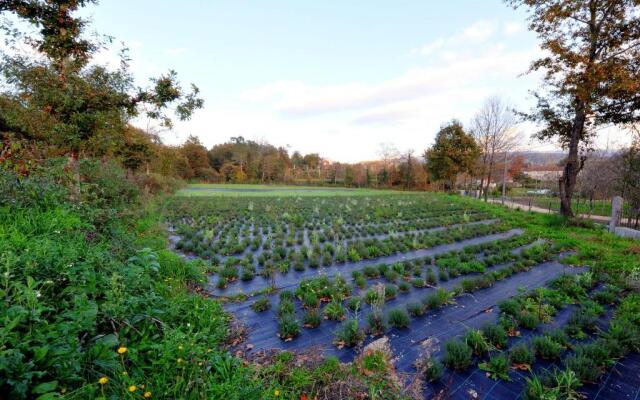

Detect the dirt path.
[{"left": 488, "top": 198, "right": 612, "bottom": 222}]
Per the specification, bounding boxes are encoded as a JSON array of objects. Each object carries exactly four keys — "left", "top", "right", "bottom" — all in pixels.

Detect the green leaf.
[{"left": 32, "top": 380, "right": 58, "bottom": 394}]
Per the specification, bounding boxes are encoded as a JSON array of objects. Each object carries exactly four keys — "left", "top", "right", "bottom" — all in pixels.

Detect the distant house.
[{"left": 523, "top": 166, "right": 562, "bottom": 181}]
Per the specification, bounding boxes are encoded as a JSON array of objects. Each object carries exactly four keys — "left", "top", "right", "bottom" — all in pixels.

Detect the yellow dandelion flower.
[
  {"left": 274, "top": 389, "right": 280, "bottom": 397},
  {"left": 178, "top": 345, "right": 184, "bottom": 350},
  {"left": 128, "top": 385, "right": 137, "bottom": 392},
  {"left": 139, "top": 384, "right": 145, "bottom": 389},
  {"left": 98, "top": 377, "right": 109, "bottom": 385},
  {"left": 144, "top": 391, "right": 152, "bottom": 398},
  {"left": 117, "top": 346, "right": 128, "bottom": 354},
  {"left": 177, "top": 357, "right": 183, "bottom": 364}
]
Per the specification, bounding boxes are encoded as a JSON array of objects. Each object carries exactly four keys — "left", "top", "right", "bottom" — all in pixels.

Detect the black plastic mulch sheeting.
[
  {"left": 228, "top": 258, "right": 582, "bottom": 369},
  {"left": 425, "top": 302, "right": 640, "bottom": 400},
  {"left": 207, "top": 227, "right": 523, "bottom": 296}
]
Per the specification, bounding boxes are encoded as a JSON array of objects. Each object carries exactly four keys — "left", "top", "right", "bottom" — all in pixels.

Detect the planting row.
[
  {"left": 422, "top": 272, "right": 637, "bottom": 399},
  {"left": 209, "top": 221, "right": 513, "bottom": 291},
  {"left": 247, "top": 240, "right": 564, "bottom": 345}
]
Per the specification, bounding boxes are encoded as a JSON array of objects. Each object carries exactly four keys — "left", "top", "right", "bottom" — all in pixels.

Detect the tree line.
[{"left": 1, "top": 0, "right": 639, "bottom": 220}]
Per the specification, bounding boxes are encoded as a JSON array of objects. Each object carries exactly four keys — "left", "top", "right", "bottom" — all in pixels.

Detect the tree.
[
  {"left": 425, "top": 120, "right": 480, "bottom": 191},
  {"left": 0, "top": 0, "right": 203, "bottom": 196},
  {"left": 507, "top": 0, "right": 640, "bottom": 216},
  {"left": 471, "top": 97, "right": 520, "bottom": 200}
]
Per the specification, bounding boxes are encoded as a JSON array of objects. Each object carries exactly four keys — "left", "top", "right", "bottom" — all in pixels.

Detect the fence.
[{"left": 463, "top": 191, "right": 639, "bottom": 229}]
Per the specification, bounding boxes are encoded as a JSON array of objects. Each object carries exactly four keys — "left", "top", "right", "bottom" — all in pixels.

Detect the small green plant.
[
  {"left": 423, "top": 357, "right": 444, "bottom": 382},
  {"left": 324, "top": 300, "right": 346, "bottom": 320},
  {"left": 251, "top": 297, "right": 271, "bottom": 312},
  {"left": 398, "top": 281, "right": 410, "bottom": 292},
  {"left": 464, "top": 329, "right": 489, "bottom": 356},
  {"left": 479, "top": 354, "right": 511, "bottom": 381},
  {"left": 482, "top": 324, "right": 508, "bottom": 349},
  {"left": 278, "top": 314, "right": 300, "bottom": 340},
  {"left": 302, "top": 309, "right": 322, "bottom": 328},
  {"left": 334, "top": 318, "right": 364, "bottom": 348},
  {"left": 277, "top": 299, "right": 296, "bottom": 316},
  {"left": 443, "top": 340, "right": 473, "bottom": 371},
  {"left": 533, "top": 336, "right": 563, "bottom": 360},
  {"left": 367, "top": 312, "right": 387, "bottom": 336},
  {"left": 301, "top": 291, "right": 320, "bottom": 309},
  {"left": 388, "top": 308, "right": 411, "bottom": 329},
  {"left": 347, "top": 296, "right": 361, "bottom": 312},
  {"left": 509, "top": 343, "right": 535, "bottom": 368},
  {"left": 406, "top": 302, "right": 425, "bottom": 317}
]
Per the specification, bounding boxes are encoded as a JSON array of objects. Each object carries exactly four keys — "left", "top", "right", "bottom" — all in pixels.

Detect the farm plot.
[{"left": 165, "top": 192, "right": 640, "bottom": 399}]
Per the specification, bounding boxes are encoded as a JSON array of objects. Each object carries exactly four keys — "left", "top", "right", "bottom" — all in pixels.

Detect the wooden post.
[{"left": 609, "top": 196, "right": 623, "bottom": 233}]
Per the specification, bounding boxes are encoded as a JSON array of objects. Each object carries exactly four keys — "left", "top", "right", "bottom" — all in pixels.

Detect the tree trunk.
[{"left": 559, "top": 104, "right": 587, "bottom": 217}]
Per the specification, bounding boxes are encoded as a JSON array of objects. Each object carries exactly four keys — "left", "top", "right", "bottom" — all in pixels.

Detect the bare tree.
[{"left": 470, "top": 96, "right": 520, "bottom": 201}]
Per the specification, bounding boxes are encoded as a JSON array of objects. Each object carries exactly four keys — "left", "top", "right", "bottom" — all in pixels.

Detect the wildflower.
[
  {"left": 60, "top": 388, "right": 67, "bottom": 394},
  {"left": 122, "top": 371, "right": 128, "bottom": 376},
  {"left": 178, "top": 345, "right": 183, "bottom": 350},
  {"left": 144, "top": 392, "right": 152, "bottom": 398},
  {"left": 117, "top": 346, "right": 128, "bottom": 354},
  {"left": 98, "top": 377, "right": 109, "bottom": 385},
  {"left": 177, "top": 358, "right": 183, "bottom": 364},
  {"left": 128, "top": 385, "right": 137, "bottom": 392},
  {"left": 274, "top": 389, "right": 281, "bottom": 397},
  {"left": 139, "top": 384, "right": 145, "bottom": 389}
]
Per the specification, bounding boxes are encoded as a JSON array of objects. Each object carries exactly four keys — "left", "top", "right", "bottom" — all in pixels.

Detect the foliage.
[
  {"left": 479, "top": 354, "right": 511, "bottom": 381},
  {"left": 443, "top": 340, "right": 473, "bottom": 371}
]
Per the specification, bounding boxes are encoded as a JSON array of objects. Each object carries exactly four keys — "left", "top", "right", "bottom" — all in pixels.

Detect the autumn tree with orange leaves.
[{"left": 507, "top": 0, "right": 640, "bottom": 217}]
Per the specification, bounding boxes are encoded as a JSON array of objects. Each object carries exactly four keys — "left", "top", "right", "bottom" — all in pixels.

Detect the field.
[
  {"left": 164, "top": 185, "right": 640, "bottom": 399},
  {"left": 177, "top": 183, "right": 397, "bottom": 197}
]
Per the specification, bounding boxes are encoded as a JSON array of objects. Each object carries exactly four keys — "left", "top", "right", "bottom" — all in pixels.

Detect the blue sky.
[{"left": 82, "top": 1, "right": 623, "bottom": 161}]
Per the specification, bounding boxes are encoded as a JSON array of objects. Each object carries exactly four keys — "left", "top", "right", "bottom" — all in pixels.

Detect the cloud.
[
  {"left": 165, "top": 47, "right": 187, "bottom": 56},
  {"left": 412, "top": 20, "right": 498, "bottom": 57},
  {"left": 167, "top": 19, "right": 546, "bottom": 162},
  {"left": 241, "top": 43, "right": 541, "bottom": 120},
  {"left": 504, "top": 21, "right": 524, "bottom": 35}
]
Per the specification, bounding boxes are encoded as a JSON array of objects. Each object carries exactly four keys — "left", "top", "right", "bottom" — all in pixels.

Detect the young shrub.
[
  {"left": 406, "top": 302, "right": 425, "bottom": 317},
  {"left": 301, "top": 292, "right": 320, "bottom": 309},
  {"left": 364, "top": 308, "right": 385, "bottom": 334},
  {"left": 278, "top": 314, "right": 300, "bottom": 340},
  {"left": 517, "top": 311, "right": 540, "bottom": 330},
  {"left": 384, "top": 284, "right": 398, "bottom": 299},
  {"left": 426, "top": 270, "right": 437, "bottom": 285},
  {"left": 438, "top": 269, "right": 449, "bottom": 282},
  {"left": 365, "top": 288, "right": 385, "bottom": 305},
  {"left": 443, "top": 340, "right": 473, "bottom": 371},
  {"left": 279, "top": 290, "right": 295, "bottom": 301},
  {"left": 482, "top": 324, "right": 508, "bottom": 349},
  {"left": 509, "top": 343, "right": 535, "bottom": 368},
  {"left": 479, "top": 354, "right": 511, "bottom": 381},
  {"left": 324, "top": 300, "right": 346, "bottom": 321},
  {"left": 423, "top": 358, "right": 444, "bottom": 382},
  {"left": 533, "top": 336, "right": 563, "bottom": 360},
  {"left": 277, "top": 299, "right": 295, "bottom": 316},
  {"left": 464, "top": 329, "right": 489, "bottom": 356},
  {"left": 398, "top": 281, "right": 410, "bottom": 293},
  {"left": 334, "top": 318, "right": 364, "bottom": 348},
  {"left": 388, "top": 308, "right": 411, "bottom": 329},
  {"left": 302, "top": 309, "right": 322, "bottom": 328},
  {"left": 411, "top": 278, "right": 425, "bottom": 288},
  {"left": 251, "top": 297, "right": 271, "bottom": 312},
  {"left": 563, "top": 354, "right": 600, "bottom": 383},
  {"left": 347, "top": 296, "right": 362, "bottom": 312},
  {"left": 498, "top": 298, "right": 522, "bottom": 317}
]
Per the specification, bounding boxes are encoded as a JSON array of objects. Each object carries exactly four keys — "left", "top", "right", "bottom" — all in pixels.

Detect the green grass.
[{"left": 176, "top": 183, "right": 407, "bottom": 197}]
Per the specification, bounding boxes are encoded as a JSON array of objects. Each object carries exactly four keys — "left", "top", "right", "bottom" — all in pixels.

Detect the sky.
[{"left": 82, "top": 0, "right": 628, "bottom": 162}]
